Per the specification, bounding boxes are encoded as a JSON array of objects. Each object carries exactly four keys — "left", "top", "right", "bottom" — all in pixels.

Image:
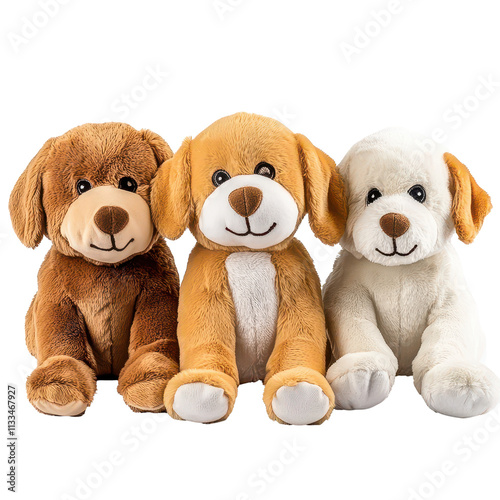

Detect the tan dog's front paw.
[
  {"left": 118, "top": 352, "right": 178, "bottom": 413},
  {"left": 27, "top": 356, "right": 96, "bottom": 416},
  {"left": 173, "top": 383, "right": 228, "bottom": 423},
  {"left": 264, "top": 367, "right": 335, "bottom": 425},
  {"left": 164, "top": 369, "right": 238, "bottom": 423},
  {"left": 272, "top": 382, "right": 330, "bottom": 425}
]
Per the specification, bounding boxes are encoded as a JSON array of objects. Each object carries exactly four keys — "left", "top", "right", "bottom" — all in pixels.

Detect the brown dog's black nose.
[
  {"left": 228, "top": 187, "right": 263, "bottom": 217},
  {"left": 380, "top": 213, "right": 410, "bottom": 239},
  {"left": 94, "top": 206, "right": 129, "bottom": 235}
]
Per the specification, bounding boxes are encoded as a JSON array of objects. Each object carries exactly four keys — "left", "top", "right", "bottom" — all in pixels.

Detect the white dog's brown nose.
[
  {"left": 228, "top": 187, "right": 263, "bottom": 217},
  {"left": 94, "top": 206, "right": 129, "bottom": 235},
  {"left": 380, "top": 213, "right": 410, "bottom": 239}
]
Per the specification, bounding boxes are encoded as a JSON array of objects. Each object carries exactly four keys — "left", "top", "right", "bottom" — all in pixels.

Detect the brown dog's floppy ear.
[
  {"left": 140, "top": 129, "right": 173, "bottom": 166},
  {"left": 296, "top": 134, "right": 347, "bottom": 245},
  {"left": 151, "top": 137, "right": 192, "bottom": 240},
  {"left": 9, "top": 138, "right": 54, "bottom": 248},
  {"left": 444, "top": 152, "right": 492, "bottom": 244}
]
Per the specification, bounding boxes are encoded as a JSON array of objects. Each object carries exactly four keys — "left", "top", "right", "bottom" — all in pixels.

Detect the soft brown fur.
[
  {"left": 153, "top": 113, "right": 347, "bottom": 423},
  {"left": 10, "top": 123, "right": 180, "bottom": 415}
]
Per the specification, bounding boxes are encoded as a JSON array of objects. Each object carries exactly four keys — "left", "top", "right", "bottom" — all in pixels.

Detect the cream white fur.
[
  {"left": 225, "top": 252, "right": 278, "bottom": 383},
  {"left": 339, "top": 129, "right": 454, "bottom": 266},
  {"left": 199, "top": 174, "right": 299, "bottom": 249},
  {"left": 324, "top": 128, "right": 500, "bottom": 418}
]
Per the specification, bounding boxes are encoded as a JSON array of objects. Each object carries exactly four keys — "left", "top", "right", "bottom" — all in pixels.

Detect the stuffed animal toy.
[
  {"left": 323, "top": 128, "right": 500, "bottom": 418},
  {"left": 9, "top": 123, "right": 180, "bottom": 416},
  {"left": 151, "top": 112, "right": 347, "bottom": 424}
]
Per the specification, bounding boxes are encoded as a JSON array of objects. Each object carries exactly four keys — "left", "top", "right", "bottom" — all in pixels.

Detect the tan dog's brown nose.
[
  {"left": 94, "top": 206, "right": 129, "bottom": 235},
  {"left": 380, "top": 213, "right": 410, "bottom": 239},
  {"left": 228, "top": 186, "right": 263, "bottom": 217}
]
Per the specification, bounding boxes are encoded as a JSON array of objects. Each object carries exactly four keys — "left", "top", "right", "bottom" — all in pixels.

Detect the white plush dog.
[{"left": 324, "top": 128, "right": 500, "bottom": 418}]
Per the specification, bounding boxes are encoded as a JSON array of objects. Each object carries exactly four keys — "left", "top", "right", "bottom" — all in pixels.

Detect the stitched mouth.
[
  {"left": 376, "top": 239, "right": 418, "bottom": 257},
  {"left": 90, "top": 234, "right": 135, "bottom": 252},
  {"left": 225, "top": 218, "right": 277, "bottom": 237}
]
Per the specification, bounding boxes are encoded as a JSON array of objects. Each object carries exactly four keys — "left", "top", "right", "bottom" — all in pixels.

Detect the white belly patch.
[{"left": 225, "top": 252, "right": 279, "bottom": 383}]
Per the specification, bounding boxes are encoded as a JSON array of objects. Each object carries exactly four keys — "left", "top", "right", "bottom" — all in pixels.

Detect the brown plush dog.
[
  {"left": 152, "top": 112, "right": 346, "bottom": 424},
  {"left": 9, "top": 123, "right": 180, "bottom": 416}
]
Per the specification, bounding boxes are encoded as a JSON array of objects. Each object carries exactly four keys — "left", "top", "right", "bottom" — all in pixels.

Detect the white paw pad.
[
  {"left": 421, "top": 363, "right": 500, "bottom": 418},
  {"left": 173, "top": 383, "right": 229, "bottom": 423},
  {"left": 329, "top": 368, "right": 392, "bottom": 410},
  {"left": 33, "top": 399, "right": 87, "bottom": 416},
  {"left": 272, "top": 382, "right": 330, "bottom": 425}
]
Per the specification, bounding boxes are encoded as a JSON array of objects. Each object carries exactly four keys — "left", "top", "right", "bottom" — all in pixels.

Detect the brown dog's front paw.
[
  {"left": 118, "top": 352, "right": 178, "bottom": 413},
  {"left": 27, "top": 356, "right": 97, "bottom": 416}
]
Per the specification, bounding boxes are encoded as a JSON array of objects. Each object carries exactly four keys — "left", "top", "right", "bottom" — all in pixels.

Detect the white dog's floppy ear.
[
  {"left": 140, "top": 129, "right": 173, "bottom": 167},
  {"left": 444, "top": 152, "right": 492, "bottom": 244},
  {"left": 9, "top": 138, "right": 55, "bottom": 248},
  {"left": 151, "top": 137, "right": 192, "bottom": 239},
  {"left": 295, "top": 134, "right": 347, "bottom": 245}
]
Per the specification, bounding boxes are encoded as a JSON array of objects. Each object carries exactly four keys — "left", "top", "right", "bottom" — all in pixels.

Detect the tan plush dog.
[
  {"left": 9, "top": 123, "right": 180, "bottom": 416},
  {"left": 152, "top": 112, "right": 346, "bottom": 424}
]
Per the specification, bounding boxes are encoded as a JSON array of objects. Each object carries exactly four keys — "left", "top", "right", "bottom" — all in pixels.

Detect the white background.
[{"left": 1, "top": 1, "right": 500, "bottom": 499}]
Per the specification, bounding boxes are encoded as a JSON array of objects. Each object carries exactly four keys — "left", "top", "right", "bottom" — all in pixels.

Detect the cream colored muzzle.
[{"left": 61, "top": 186, "right": 154, "bottom": 264}]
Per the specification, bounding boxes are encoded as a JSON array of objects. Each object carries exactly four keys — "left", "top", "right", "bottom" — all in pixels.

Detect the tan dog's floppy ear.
[
  {"left": 151, "top": 137, "right": 192, "bottom": 239},
  {"left": 140, "top": 129, "right": 173, "bottom": 166},
  {"left": 296, "top": 134, "right": 347, "bottom": 245},
  {"left": 444, "top": 152, "right": 492, "bottom": 244},
  {"left": 9, "top": 138, "right": 54, "bottom": 248}
]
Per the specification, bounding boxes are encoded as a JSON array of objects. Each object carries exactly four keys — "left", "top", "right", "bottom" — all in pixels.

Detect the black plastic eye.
[
  {"left": 408, "top": 185, "right": 426, "bottom": 203},
  {"left": 367, "top": 188, "right": 382, "bottom": 205},
  {"left": 212, "top": 170, "right": 231, "bottom": 187},
  {"left": 76, "top": 179, "right": 92, "bottom": 195},
  {"left": 118, "top": 177, "right": 138, "bottom": 193},
  {"left": 254, "top": 162, "right": 276, "bottom": 179}
]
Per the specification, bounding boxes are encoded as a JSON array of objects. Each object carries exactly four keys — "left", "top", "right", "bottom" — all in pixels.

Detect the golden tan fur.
[
  {"left": 152, "top": 113, "right": 347, "bottom": 423},
  {"left": 444, "top": 152, "right": 493, "bottom": 244},
  {"left": 152, "top": 114, "right": 347, "bottom": 250}
]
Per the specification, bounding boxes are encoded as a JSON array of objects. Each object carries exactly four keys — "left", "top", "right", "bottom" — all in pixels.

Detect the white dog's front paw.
[
  {"left": 272, "top": 382, "right": 330, "bottom": 425},
  {"left": 173, "top": 383, "right": 229, "bottom": 423},
  {"left": 327, "top": 352, "right": 397, "bottom": 410},
  {"left": 421, "top": 362, "right": 500, "bottom": 418}
]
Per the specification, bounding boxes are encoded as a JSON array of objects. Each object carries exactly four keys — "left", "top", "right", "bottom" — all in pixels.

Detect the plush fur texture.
[
  {"left": 225, "top": 252, "right": 278, "bottom": 383},
  {"left": 10, "top": 123, "right": 180, "bottom": 416},
  {"left": 199, "top": 174, "right": 299, "bottom": 249},
  {"left": 323, "top": 128, "right": 500, "bottom": 418},
  {"left": 152, "top": 112, "right": 347, "bottom": 424}
]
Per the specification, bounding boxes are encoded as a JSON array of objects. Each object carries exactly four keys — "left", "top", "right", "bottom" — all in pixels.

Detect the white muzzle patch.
[
  {"left": 351, "top": 194, "right": 439, "bottom": 266},
  {"left": 199, "top": 175, "right": 299, "bottom": 249}
]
